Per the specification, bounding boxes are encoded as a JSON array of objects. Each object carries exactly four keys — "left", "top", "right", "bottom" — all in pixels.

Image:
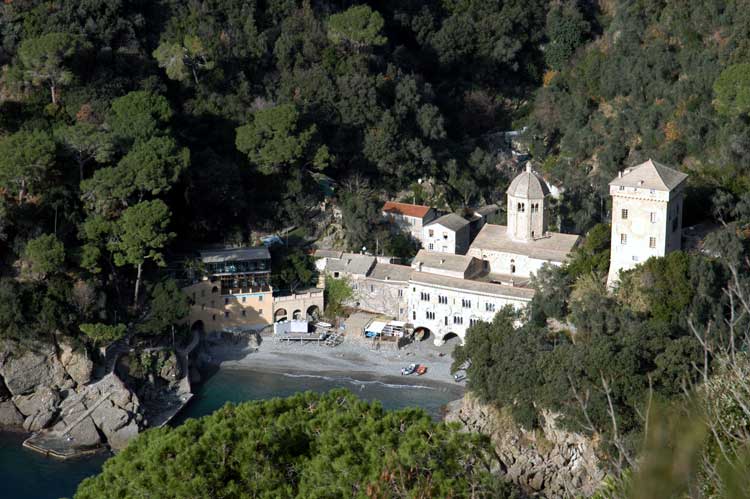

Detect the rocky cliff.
[
  {"left": 445, "top": 394, "right": 606, "bottom": 498},
  {"left": 0, "top": 335, "right": 194, "bottom": 453}
]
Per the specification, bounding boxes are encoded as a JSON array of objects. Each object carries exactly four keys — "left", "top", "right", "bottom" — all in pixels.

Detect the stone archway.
[
  {"left": 306, "top": 305, "right": 321, "bottom": 321},
  {"left": 274, "top": 308, "right": 288, "bottom": 322},
  {"left": 414, "top": 327, "right": 431, "bottom": 341}
]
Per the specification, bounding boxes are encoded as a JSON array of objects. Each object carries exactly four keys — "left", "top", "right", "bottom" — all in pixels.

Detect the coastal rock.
[
  {"left": 107, "top": 420, "right": 139, "bottom": 450},
  {"left": 445, "top": 394, "right": 606, "bottom": 498},
  {"left": 0, "top": 399, "right": 24, "bottom": 427},
  {"left": 66, "top": 416, "right": 102, "bottom": 448},
  {"left": 0, "top": 342, "right": 68, "bottom": 395},
  {"left": 14, "top": 386, "right": 60, "bottom": 432},
  {"left": 59, "top": 341, "right": 93, "bottom": 386},
  {"left": 159, "top": 352, "right": 180, "bottom": 381}
]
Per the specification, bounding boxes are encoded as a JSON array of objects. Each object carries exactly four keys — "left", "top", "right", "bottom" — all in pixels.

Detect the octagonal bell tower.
[{"left": 506, "top": 163, "right": 550, "bottom": 242}]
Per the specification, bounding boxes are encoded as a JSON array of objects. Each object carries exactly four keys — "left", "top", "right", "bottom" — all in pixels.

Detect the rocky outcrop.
[
  {"left": 13, "top": 386, "right": 61, "bottom": 432},
  {"left": 59, "top": 341, "right": 93, "bottom": 385},
  {"left": 53, "top": 373, "right": 143, "bottom": 451},
  {"left": 0, "top": 342, "right": 68, "bottom": 396},
  {"left": 445, "top": 394, "right": 606, "bottom": 498},
  {"left": 0, "top": 399, "right": 24, "bottom": 427}
]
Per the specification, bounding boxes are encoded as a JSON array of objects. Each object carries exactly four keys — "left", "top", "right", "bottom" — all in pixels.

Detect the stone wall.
[{"left": 445, "top": 394, "right": 606, "bottom": 498}]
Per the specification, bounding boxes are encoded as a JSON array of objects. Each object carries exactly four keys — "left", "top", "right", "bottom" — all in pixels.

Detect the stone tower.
[
  {"left": 506, "top": 163, "right": 550, "bottom": 241},
  {"left": 606, "top": 159, "right": 688, "bottom": 286}
]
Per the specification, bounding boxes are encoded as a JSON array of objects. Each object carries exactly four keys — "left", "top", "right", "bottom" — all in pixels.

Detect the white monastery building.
[
  {"left": 606, "top": 159, "right": 688, "bottom": 285},
  {"left": 421, "top": 213, "right": 471, "bottom": 254},
  {"left": 468, "top": 164, "right": 580, "bottom": 279},
  {"left": 382, "top": 201, "right": 438, "bottom": 244}
]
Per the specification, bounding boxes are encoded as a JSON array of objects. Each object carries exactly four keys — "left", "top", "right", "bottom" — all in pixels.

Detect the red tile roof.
[{"left": 382, "top": 201, "right": 432, "bottom": 218}]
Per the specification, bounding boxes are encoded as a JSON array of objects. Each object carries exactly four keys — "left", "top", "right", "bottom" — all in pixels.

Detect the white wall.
[
  {"left": 607, "top": 185, "right": 684, "bottom": 284},
  {"left": 407, "top": 281, "right": 529, "bottom": 345},
  {"left": 466, "top": 247, "right": 560, "bottom": 279}
]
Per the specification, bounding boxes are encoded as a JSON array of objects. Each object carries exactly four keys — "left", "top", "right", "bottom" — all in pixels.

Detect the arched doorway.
[
  {"left": 442, "top": 332, "right": 459, "bottom": 343},
  {"left": 274, "top": 308, "right": 288, "bottom": 322},
  {"left": 307, "top": 305, "right": 321, "bottom": 321},
  {"left": 191, "top": 320, "right": 204, "bottom": 333},
  {"left": 292, "top": 309, "right": 302, "bottom": 320},
  {"left": 414, "top": 327, "right": 431, "bottom": 341}
]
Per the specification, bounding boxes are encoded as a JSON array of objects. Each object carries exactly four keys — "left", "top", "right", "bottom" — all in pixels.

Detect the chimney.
[{"left": 618, "top": 171, "right": 623, "bottom": 178}]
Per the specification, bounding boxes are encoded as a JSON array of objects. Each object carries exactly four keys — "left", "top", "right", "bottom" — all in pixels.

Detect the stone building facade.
[
  {"left": 607, "top": 159, "right": 688, "bottom": 285},
  {"left": 382, "top": 201, "right": 438, "bottom": 244}
]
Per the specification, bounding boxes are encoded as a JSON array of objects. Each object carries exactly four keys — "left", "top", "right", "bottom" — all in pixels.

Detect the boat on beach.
[{"left": 401, "top": 363, "right": 417, "bottom": 375}]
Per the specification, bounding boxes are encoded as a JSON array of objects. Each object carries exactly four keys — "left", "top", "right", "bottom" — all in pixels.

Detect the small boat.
[
  {"left": 416, "top": 365, "right": 427, "bottom": 376},
  {"left": 401, "top": 363, "right": 417, "bottom": 376}
]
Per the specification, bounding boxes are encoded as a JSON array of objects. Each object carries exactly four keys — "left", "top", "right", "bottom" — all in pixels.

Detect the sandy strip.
[{"left": 204, "top": 333, "right": 466, "bottom": 395}]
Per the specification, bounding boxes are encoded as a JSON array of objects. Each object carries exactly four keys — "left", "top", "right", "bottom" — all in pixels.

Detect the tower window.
[
  {"left": 649, "top": 237, "right": 656, "bottom": 248},
  {"left": 650, "top": 212, "right": 656, "bottom": 223},
  {"left": 621, "top": 209, "right": 628, "bottom": 219},
  {"left": 632, "top": 255, "right": 639, "bottom": 262},
  {"left": 619, "top": 185, "right": 625, "bottom": 191},
  {"left": 510, "top": 259, "right": 516, "bottom": 274},
  {"left": 620, "top": 234, "right": 627, "bottom": 245}
]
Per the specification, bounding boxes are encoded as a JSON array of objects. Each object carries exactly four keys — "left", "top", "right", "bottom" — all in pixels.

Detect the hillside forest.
[{"left": 2, "top": 0, "right": 750, "bottom": 497}]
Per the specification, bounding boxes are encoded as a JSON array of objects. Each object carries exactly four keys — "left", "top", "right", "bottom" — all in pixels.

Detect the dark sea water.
[{"left": 1, "top": 368, "right": 461, "bottom": 499}]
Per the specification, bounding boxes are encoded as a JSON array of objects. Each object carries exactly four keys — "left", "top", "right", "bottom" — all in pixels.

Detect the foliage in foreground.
[{"left": 74, "top": 390, "right": 519, "bottom": 499}]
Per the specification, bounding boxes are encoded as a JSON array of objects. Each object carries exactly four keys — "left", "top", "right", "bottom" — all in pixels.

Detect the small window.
[
  {"left": 370, "top": 285, "right": 374, "bottom": 292},
  {"left": 619, "top": 185, "right": 625, "bottom": 191},
  {"left": 445, "top": 316, "right": 448, "bottom": 325},
  {"left": 428, "top": 229, "right": 434, "bottom": 237},
  {"left": 259, "top": 295, "right": 263, "bottom": 301},
  {"left": 398, "top": 289, "right": 403, "bottom": 298},
  {"left": 242, "top": 296, "right": 246, "bottom": 303},
  {"left": 420, "top": 292, "right": 430, "bottom": 301},
  {"left": 649, "top": 237, "right": 656, "bottom": 248},
  {"left": 485, "top": 303, "right": 496, "bottom": 312},
  {"left": 211, "top": 286, "right": 218, "bottom": 294},
  {"left": 438, "top": 295, "right": 447, "bottom": 304},
  {"left": 650, "top": 212, "right": 656, "bottom": 223},
  {"left": 620, "top": 233, "right": 627, "bottom": 245},
  {"left": 241, "top": 310, "right": 246, "bottom": 317},
  {"left": 632, "top": 255, "right": 639, "bottom": 262},
  {"left": 621, "top": 209, "right": 628, "bottom": 220},
  {"left": 224, "top": 311, "right": 229, "bottom": 318},
  {"left": 412, "top": 311, "right": 416, "bottom": 320},
  {"left": 470, "top": 318, "right": 480, "bottom": 326},
  {"left": 462, "top": 299, "right": 471, "bottom": 308},
  {"left": 428, "top": 243, "right": 434, "bottom": 250},
  {"left": 212, "top": 314, "right": 216, "bottom": 321},
  {"left": 650, "top": 189, "right": 655, "bottom": 195},
  {"left": 333, "top": 272, "right": 340, "bottom": 278},
  {"left": 453, "top": 316, "right": 464, "bottom": 325},
  {"left": 426, "top": 311, "right": 435, "bottom": 320},
  {"left": 443, "top": 233, "right": 448, "bottom": 240}
]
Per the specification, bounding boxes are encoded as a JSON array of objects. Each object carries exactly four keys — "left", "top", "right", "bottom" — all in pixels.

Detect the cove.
[{"left": 1, "top": 368, "right": 461, "bottom": 499}]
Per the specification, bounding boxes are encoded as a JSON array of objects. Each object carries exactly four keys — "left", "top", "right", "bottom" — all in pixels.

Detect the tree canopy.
[{"left": 74, "top": 390, "right": 518, "bottom": 499}]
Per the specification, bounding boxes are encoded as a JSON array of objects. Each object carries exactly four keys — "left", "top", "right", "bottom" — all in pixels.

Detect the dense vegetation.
[{"left": 73, "top": 390, "right": 519, "bottom": 499}]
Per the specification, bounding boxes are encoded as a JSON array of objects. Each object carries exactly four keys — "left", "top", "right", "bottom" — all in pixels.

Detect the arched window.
[
  {"left": 510, "top": 259, "right": 516, "bottom": 274},
  {"left": 211, "top": 286, "right": 219, "bottom": 294}
]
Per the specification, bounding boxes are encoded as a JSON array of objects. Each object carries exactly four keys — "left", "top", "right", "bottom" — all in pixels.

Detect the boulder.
[
  {"left": 14, "top": 387, "right": 60, "bottom": 432},
  {"left": 159, "top": 352, "right": 180, "bottom": 381},
  {"left": 0, "top": 342, "right": 68, "bottom": 395},
  {"left": 59, "top": 342, "right": 93, "bottom": 386},
  {"left": 65, "top": 416, "right": 102, "bottom": 448},
  {"left": 107, "top": 420, "right": 139, "bottom": 451},
  {"left": 90, "top": 400, "right": 130, "bottom": 436},
  {"left": 0, "top": 399, "right": 24, "bottom": 427}
]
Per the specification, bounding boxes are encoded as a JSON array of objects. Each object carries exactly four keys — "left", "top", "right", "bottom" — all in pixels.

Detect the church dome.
[{"left": 507, "top": 163, "right": 550, "bottom": 199}]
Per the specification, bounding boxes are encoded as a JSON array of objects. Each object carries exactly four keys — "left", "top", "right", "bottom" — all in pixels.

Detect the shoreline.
[{"left": 203, "top": 333, "right": 466, "bottom": 398}]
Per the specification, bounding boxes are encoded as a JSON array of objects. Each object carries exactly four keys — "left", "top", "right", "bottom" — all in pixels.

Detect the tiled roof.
[
  {"left": 368, "top": 262, "right": 412, "bottom": 282},
  {"left": 425, "top": 213, "right": 470, "bottom": 231},
  {"left": 313, "top": 249, "right": 344, "bottom": 259},
  {"left": 382, "top": 201, "right": 432, "bottom": 219},
  {"left": 469, "top": 224, "right": 579, "bottom": 262},
  {"left": 326, "top": 253, "right": 376, "bottom": 276},
  {"left": 412, "top": 250, "right": 476, "bottom": 275},
  {"left": 507, "top": 164, "right": 550, "bottom": 199},
  {"left": 610, "top": 159, "right": 688, "bottom": 191},
  {"left": 199, "top": 247, "right": 270, "bottom": 263},
  {"left": 410, "top": 272, "right": 535, "bottom": 300}
]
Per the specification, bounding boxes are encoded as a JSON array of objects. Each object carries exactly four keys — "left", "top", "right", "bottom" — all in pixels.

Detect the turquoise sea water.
[{"left": 1, "top": 368, "right": 461, "bottom": 499}]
